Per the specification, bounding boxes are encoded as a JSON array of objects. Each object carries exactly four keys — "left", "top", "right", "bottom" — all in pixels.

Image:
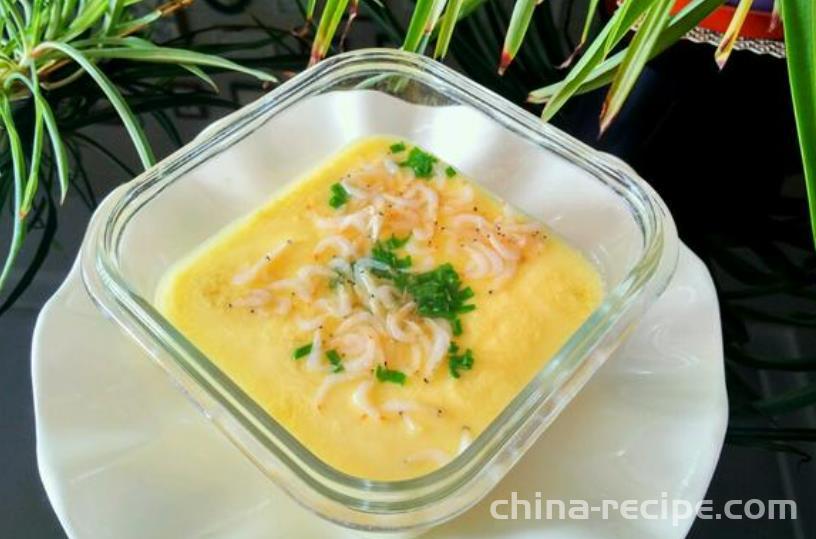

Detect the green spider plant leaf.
[
  {"left": 180, "top": 64, "right": 218, "bottom": 92},
  {"left": 110, "top": 9, "right": 161, "bottom": 36},
  {"left": 529, "top": 0, "right": 726, "bottom": 105},
  {"left": 0, "top": 94, "right": 27, "bottom": 293},
  {"left": 72, "top": 36, "right": 220, "bottom": 90},
  {"left": 402, "top": 0, "right": 435, "bottom": 52},
  {"left": 32, "top": 77, "right": 70, "bottom": 204},
  {"left": 780, "top": 0, "right": 816, "bottom": 245},
  {"left": 580, "top": 0, "right": 602, "bottom": 47},
  {"left": 21, "top": 99, "right": 44, "bottom": 217},
  {"left": 0, "top": 190, "right": 57, "bottom": 316},
  {"left": 44, "top": 0, "right": 62, "bottom": 40},
  {"left": 434, "top": 0, "right": 464, "bottom": 59},
  {"left": 559, "top": 0, "right": 603, "bottom": 69},
  {"left": 35, "top": 41, "right": 156, "bottom": 169},
  {"left": 103, "top": 0, "right": 126, "bottom": 35},
  {"left": 498, "top": 0, "right": 537, "bottom": 75},
  {"left": 602, "top": 0, "right": 651, "bottom": 56},
  {"left": 461, "top": 0, "right": 487, "bottom": 16},
  {"left": 599, "top": 0, "right": 674, "bottom": 133},
  {"left": 536, "top": 0, "right": 654, "bottom": 121},
  {"left": 402, "top": 0, "right": 447, "bottom": 54},
  {"left": 63, "top": 0, "right": 108, "bottom": 42},
  {"left": 5, "top": 70, "right": 71, "bottom": 204},
  {"left": 310, "top": 0, "right": 349, "bottom": 65},
  {"left": 77, "top": 45, "right": 277, "bottom": 82},
  {"left": 306, "top": 0, "right": 318, "bottom": 22},
  {"left": 60, "top": 0, "right": 79, "bottom": 24},
  {"left": 714, "top": 0, "right": 753, "bottom": 69},
  {"left": 0, "top": 0, "right": 27, "bottom": 41},
  {"left": 28, "top": 0, "right": 48, "bottom": 44}
]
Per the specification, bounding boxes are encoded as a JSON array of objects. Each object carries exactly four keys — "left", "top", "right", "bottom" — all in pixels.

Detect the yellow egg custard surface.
[{"left": 158, "top": 136, "right": 603, "bottom": 481}]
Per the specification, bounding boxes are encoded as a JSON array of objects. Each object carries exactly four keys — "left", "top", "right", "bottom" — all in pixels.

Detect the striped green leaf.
[
  {"left": 499, "top": 0, "right": 537, "bottom": 75},
  {"left": 600, "top": 0, "right": 674, "bottom": 133},
  {"left": 63, "top": 0, "right": 107, "bottom": 41},
  {"left": 434, "top": 0, "right": 464, "bottom": 59},
  {"left": 580, "top": 0, "right": 602, "bottom": 47},
  {"left": 78, "top": 44, "right": 276, "bottom": 82},
  {"left": 306, "top": 0, "right": 318, "bottom": 22},
  {"left": 310, "top": 0, "right": 349, "bottom": 65},
  {"left": 37, "top": 41, "right": 156, "bottom": 169},
  {"left": 8, "top": 69, "right": 71, "bottom": 204},
  {"left": 714, "top": 0, "right": 754, "bottom": 68},
  {"left": 402, "top": 0, "right": 446, "bottom": 53},
  {"left": 529, "top": 0, "right": 725, "bottom": 104},
  {"left": 0, "top": 94, "right": 26, "bottom": 292},
  {"left": 537, "top": 0, "right": 654, "bottom": 121},
  {"left": 780, "top": 0, "right": 816, "bottom": 244},
  {"left": 103, "top": 0, "right": 126, "bottom": 35},
  {"left": 21, "top": 98, "right": 44, "bottom": 216}
]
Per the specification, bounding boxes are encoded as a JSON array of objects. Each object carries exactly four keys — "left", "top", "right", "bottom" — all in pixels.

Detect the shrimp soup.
[{"left": 157, "top": 137, "right": 603, "bottom": 481}]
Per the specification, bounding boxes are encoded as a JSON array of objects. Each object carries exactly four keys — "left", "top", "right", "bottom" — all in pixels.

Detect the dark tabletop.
[{"left": 2, "top": 1, "right": 814, "bottom": 537}]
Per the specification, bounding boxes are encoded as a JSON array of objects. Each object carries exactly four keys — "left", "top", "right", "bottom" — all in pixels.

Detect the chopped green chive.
[
  {"left": 328, "top": 182, "right": 350, "bottom": 209},
  {"left": 448, "top": 343, "right": 474, "bottom": 378},
  {"left": 445, "top": 165, "right": 457, "bottom": 178},
  {"left": 326, "top": 349, "right": 344, "bottom": 372},
  {"left": 389, "top": 141, "right": 406, "bottom": 153},
  {"left": 383, "top": 233, "right": 411, "bottom": 250},
  {"left": 293, "top": 343, "right": 313, "bottom": 359},
  {"left": 399, "top": 147, "right": 438, "bottom": 178},
  {"left": 371, "top": 260, "right": 475, "bottom": 334},
  {"left": 376, "top": 364, "right": 407, "bottom": 385},
  {"left": 400, "top": 263, "right": 474, "bottom": 329},
  {"left": 371, "top": 235, "right": 412, "bottom": 274}
]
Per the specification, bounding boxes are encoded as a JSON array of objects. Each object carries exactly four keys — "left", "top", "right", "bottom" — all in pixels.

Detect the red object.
[{"left": 604, "top": 0, "right": 784, "bottom": 41}]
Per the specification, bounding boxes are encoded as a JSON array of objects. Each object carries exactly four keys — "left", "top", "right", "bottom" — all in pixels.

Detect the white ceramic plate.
[{"left": 33, "top": 226, "right": 727, "bottom": 539}]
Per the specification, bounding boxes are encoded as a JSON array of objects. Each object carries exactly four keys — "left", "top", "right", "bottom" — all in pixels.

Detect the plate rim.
[{"left": 31, "top": 243, "right": 728, "bottom": 539}]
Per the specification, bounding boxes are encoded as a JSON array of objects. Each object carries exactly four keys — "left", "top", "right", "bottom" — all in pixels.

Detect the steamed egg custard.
[{"left": 158, "top": 137, "right": 602, "bottom": 481}]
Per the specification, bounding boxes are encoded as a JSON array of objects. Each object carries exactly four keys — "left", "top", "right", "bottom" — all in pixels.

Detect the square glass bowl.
[{"left": 81, "top": 49, "right": 679, "bottom": 533}]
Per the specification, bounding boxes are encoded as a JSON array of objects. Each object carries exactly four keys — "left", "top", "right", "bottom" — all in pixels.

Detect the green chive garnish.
[
  {"left": 401, "top": 263, "right": 474, "bottom": 329},
  {"left": 448, "top": 342, "right": 474, "bottom": 378},
  {"left": 293, "top": 343, "right": 312, "bottom": 359},
  {"left": 389, "top": 141, "right": 406, "bottom": 153},
  {"left": 383, "top": 233, "right": 411, "bottom": 249},
  {"left": 376, "top": 364, "right": 407, "bottom": 385},
  {"left": 328, "top": 182, "right": 350, "bottom": 209},
  {"left": 371, "top": 234, "right": 413, "bottom": 275},
  {"left": 325, "top": 349, "right": 344, "bottom": 372},
  {"left": 399, "top": 147, "right": 438, "bottom": 178}
]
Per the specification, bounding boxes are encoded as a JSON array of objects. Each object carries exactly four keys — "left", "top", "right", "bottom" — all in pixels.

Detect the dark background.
[{"left": 2, "top": 1, "right": 814, "bottom": 537}]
